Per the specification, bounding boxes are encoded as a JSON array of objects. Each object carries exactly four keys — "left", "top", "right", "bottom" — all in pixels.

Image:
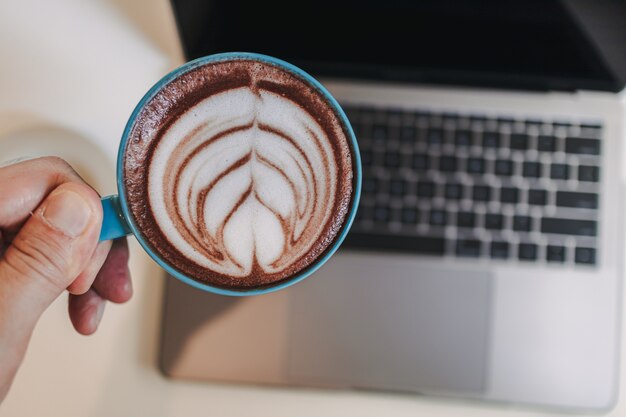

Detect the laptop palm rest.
[{"left": 287, "top": 253, "right": 493, "bottom": 395}]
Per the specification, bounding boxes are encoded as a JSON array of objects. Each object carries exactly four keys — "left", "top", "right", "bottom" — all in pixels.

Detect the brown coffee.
[{"left": 123, "top": 58, "right": 355, "bottom": 290}]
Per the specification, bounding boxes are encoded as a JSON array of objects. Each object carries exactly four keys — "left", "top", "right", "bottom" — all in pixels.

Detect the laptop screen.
[{"left": 170, "top": 0, "right": 623, "bottom": 92}]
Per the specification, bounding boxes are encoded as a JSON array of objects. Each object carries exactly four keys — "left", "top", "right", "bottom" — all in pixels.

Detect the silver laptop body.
[{"left": 161, "top": 0, "right": 626, "bottom": 412}]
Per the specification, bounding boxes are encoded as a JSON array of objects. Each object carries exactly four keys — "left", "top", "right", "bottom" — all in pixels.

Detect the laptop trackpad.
[{"left": 287, "top": 253, "right": 492, "bottom": 395}]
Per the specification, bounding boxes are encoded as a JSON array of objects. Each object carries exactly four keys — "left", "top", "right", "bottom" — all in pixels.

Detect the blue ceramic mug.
[{"left": 98, "top": 52, "right": 361, "bottom": 296}]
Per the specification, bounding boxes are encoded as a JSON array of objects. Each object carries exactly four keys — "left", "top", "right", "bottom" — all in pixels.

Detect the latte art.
[
  {"left": 149, "top": 86, "right": 338, "bottom": 278},
  {"left": 124, "top": 58, "right": 354, "bottom": 289}
]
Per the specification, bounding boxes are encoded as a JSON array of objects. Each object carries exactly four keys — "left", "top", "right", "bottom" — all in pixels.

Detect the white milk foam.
[{"left": 148, "top": 86, "right": 338, "bottom": 277}]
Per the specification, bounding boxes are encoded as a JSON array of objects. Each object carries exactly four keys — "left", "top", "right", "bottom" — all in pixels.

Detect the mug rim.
[{"left": 116, "top": 52, "right": 362, "bottom": 296}]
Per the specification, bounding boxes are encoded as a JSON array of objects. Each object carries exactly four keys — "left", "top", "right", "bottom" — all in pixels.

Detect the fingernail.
[
  {"left": 91, "top": 301, "right": 105, "bottom": 330},
  {"left": 42, "top": 190, "right": 92, "bottom": 237},
  {"left": 124, "top": 267, "right": 133, "bottom": 295}
]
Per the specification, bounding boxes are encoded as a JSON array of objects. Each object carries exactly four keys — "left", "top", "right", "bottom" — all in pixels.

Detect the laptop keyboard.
[{"left": 342, "top": 104, "right": 602, "bottom": 266}]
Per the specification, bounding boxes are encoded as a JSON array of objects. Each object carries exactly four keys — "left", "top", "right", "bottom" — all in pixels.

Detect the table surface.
[{"left": 1, "top": 1, "right": 626, "bottom": 416}]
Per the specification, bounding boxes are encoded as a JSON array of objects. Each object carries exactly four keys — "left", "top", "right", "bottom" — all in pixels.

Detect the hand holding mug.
[{"left": 0, "top": 157, "right": 131, "bottom": 402}]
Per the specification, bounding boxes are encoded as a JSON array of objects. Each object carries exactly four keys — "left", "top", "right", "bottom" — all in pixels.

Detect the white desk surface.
[{"left": 1, "top": 1, "right": 625, "bottom": 416}]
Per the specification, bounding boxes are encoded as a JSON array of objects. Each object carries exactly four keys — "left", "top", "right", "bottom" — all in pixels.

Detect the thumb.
[{"left": 0, "top": 183, "right": 102, "bottom": 318}]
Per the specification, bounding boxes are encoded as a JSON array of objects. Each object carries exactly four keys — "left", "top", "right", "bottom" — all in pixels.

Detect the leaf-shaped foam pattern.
[
  {"left": 148, "top": 86, "right": 338, "bottom": 278},
  {"left": 124, "top": 59, "right": 353, "bottom": 289}
]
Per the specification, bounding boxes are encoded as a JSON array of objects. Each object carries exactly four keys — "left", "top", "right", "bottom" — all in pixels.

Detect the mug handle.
[{"left": 99, "top": 195, "right": 132, "bottom": 241}]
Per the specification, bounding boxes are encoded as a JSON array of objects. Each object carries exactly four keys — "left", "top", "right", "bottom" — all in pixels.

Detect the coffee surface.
[{"left": 124, "top": 59, "right": 354, "bottom": 289}]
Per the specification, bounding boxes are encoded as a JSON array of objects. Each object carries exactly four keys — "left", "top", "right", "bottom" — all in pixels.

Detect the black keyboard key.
[
  {"left": 553, "top": 121, "right": 572, "bottom": 128},
  {"left": 455, "top": 130, "right": 472, "bottom": 147},
  {"left": 373, "top": 206, "right": 390, "bottom": 222},
  {"left": 513, "top": 215, "right": 532, "bottom": 232},
  {"left": 342, "top": 106, "right": 359, "bottom": 122},
  {"left": 359, "top": 107, "right": 376, "bottom": 122},
  {"left": 500, "top": 187, "right": 520, "bottom": 204},
  {"left": 485, "top": 214, "right": 504, "bottom": 230},
  {"left": 417, "top": 181, "right": 436, "bottom": 197},
  {"left": 389, "top": 179, "right": 407, "bottom": 196},
  {"left": 556, "top": 191, "right": 598, "bottom": 209},
  {"left": 355, "top": 204, "right": 373, "bottom": 222},
  {"left": 525, "top": 119, "right": 543, "bottom": 127},
  {"left": 362, "top": 178, "right": 378, "bottom": 194},
  {"left": 456, "top": 239, "right": 481, "bottom": 257},
  {"left": 547, "top": 245, "right": 566, "bottom": 263},
  {"left": 360, "top": 150, "right": 373, "bottom": 166},
  {"left": 389, "top": 206, "right": 401, "bottom": 222},
  {"left": 351, "top": 122, "right": 364, "bottom": 138},
  {"left": 497, "top": 117, "right": 515, "bottom": 126},
  {"left": 470, "top": 115, "right": 487, "bottom": 124},
  {"left": 494, "top": 159, "right": 514, "bottom": 176},
  {"left": 384, "top": 151, "right": 401, "bottom": 168},
  {"left": 528, "top": 189, "right": 547, "bottom": 205},
  {"left": 523, "top": 161, "right": 542, "bottom": 178},
  {"left": 353, "top": 122, "right": 369, "bottom": 140},
  {"left": 510, "top": 133, "right": 529, "bottom": 150},
  {"left": 537, "top": 135, "right": 556, "bottom": 152},
  {"left": 343, "top": 233, "right": 445, "bottom": 255},
  {"left": 473, "top": 185, "right": 491, "bottom": 202},
  {"left": 401, "top": 207, "right": 419, "bottom": 224},
  {"left": 566, "top": 137, "right": 600, "bottom": 155},
  {"left": 386, "top": 109, "right": 403, "bottom": 122},
  {"left": 467, "top": 157, "right": 486, "bottom": 174},
  {"left": 429, "top": 210, "right": 448, "bottom": 226},
  {"left": 491, "top": 241, "right": 509, "bottom": 259},
  {"left": 400, "top": 125, "right": 417, "bottom": 143},
  {"left": 428, "top": 128, "right": 444, "bottom": 145},
  {"left": 372, "top": 124, "right": 388, "bottom": 141},
  {"left": 518, "top": 243, "right": 538, "bottom": 261},
  {"left": 550, "top": 163, "right": 569, "bottom": 180},
  {"left": 412, "top": 153, "right": 430, "bottom": 171},
  {"left": 483, "top": 131, "right": 500, "bottom": 148},
  {"left": 578, "top": 165, "right": 600, "bottom": 182},
  {"left": 414, "top": 110, "right": 431, "bottom": 121},
  {"left": 541, "top": 218, "right": 597, "bottom": 236},
  {"left": 445, "top": 183, "right": 463, "bottom": 200},
  {"left": 457, "top": 212, "right": 476, "bottom": 228},
  {"left": 439, "top": 155, "right": 458, "bottom": 172},
  {"left": 575, "top": 247, "right": 596, "bottom": 265},
  {"left": 442, "top": 113, "right": 459, "bottom": 123}
]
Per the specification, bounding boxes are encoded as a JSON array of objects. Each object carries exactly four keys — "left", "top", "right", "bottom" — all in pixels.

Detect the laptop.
[{"left": 160, "top": 0, "right": 626, "bottom": 412}]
